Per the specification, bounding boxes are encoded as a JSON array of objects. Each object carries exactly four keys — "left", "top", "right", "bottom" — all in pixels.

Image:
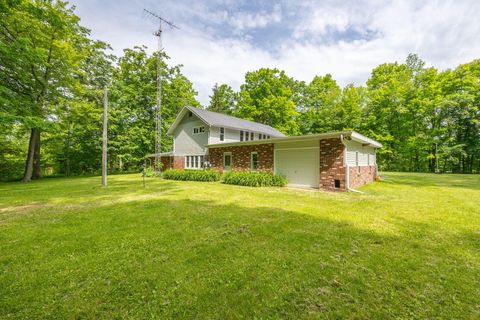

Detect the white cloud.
[
  {"left": 71, "top": 0, "right": 480, "bottom": 105},
  {"left": 227, "top": 4, "right": 282, "bottom": 31}
]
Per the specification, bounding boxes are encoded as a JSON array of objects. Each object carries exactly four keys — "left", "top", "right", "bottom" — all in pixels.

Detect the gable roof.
[{"left": 167, "top": 106, "right": 286, "bottom": 137}]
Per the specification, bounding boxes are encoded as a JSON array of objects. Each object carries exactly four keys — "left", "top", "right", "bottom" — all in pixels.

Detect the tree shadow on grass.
[{"left": 0, "top": 196, "right": 478, "bottom": 320}]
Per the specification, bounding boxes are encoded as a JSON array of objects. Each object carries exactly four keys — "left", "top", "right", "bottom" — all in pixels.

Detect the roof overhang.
[
  {"left": 166, "top": 106, "right": 209, "bottom": 136},
  {"left": 206, "top": 130, "right": 382, "bottom": 148},
  {"left": 146, "top": 151, "right": 174, "bottom": 157},
  {"left": 166, "top": 106, "right": 285, "bottom": 137}
]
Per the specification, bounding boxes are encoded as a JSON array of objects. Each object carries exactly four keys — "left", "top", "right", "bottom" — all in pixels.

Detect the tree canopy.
[{"left": 0, "top": 1, "right": 479, "bottom": 181}]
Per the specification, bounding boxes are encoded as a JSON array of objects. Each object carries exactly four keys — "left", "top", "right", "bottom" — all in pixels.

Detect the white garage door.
[{"left": 275, "top": 147, "right": 320, "bottom": 188}]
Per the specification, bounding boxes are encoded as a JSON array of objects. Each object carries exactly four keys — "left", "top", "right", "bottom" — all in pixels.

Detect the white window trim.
[
  {"left": 192, "top": 126, "right": 205, "bottom": 135},
  {"left": 185, "top": 155, "right": 204, "bottom": 169},
  {"left": 220, "top": 127, "right": 225, "bottom": 141}
]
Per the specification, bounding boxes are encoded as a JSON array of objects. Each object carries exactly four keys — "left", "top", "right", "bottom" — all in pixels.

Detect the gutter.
[{"left": 340, "top": 134, "right": 364, "bottom": 194}]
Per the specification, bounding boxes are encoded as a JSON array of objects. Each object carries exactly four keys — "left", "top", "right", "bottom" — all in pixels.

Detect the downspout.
[{"left": 340, "top": 134, "right": 364, "bottom": 194}]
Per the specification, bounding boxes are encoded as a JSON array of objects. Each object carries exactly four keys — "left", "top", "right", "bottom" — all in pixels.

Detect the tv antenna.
[{"left": 143, "top": 9, "right": 179, "bottom": 173}]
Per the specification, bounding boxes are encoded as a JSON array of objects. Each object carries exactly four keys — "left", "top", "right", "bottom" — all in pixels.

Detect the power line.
[{"left": 143, "top": 9, "right": 179, "bottom": 173}]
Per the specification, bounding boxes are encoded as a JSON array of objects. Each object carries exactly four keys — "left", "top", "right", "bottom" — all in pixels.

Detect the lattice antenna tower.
[{"left": 143, "top": 9, "right": 179, "bottom": 172}]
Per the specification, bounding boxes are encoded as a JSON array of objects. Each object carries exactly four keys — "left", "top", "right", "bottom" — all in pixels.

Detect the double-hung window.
[
  {"left": 240, "top": 131, "right": 244, "bottom": 141},
  {"left": 250, "top": 132, "right": 254, "bottom": 140},
  {"left": 220, "top": 127, "right": 225, "bottom": 141},
  {"left": 245, "top": 131, "right": 249, "bottom": 141}
]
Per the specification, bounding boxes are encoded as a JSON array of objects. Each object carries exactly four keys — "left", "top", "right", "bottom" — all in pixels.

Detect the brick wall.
[
  {"left": 209, "top": 143, "right": 274, "bottom": 172},
  {"left": 349, "top": 166, "right": 377, "bottom": 188},
  {"left": 320, "top": 138, "right": 346, "bottom": 191},
  {"left": 148, "top": 156, "right": 184, "bottom": 170},
  {"left": 172, "top": 156, "right": 185, "bottom": 170}
]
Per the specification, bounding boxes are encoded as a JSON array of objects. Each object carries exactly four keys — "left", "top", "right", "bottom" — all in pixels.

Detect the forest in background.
[{"left": 1, "top": 0, "right": 479, "bottom": 181}]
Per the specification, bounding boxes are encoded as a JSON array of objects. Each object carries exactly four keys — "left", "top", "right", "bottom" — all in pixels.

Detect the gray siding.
[
  {"left": 173, "top": 114, "right": 208, "bottom": 156},
  {"left": 344, "top": 140, "right": 376, "bottom": 166},
  {"left": 208, "top": 126, "right": 242, "bottom": 144}
]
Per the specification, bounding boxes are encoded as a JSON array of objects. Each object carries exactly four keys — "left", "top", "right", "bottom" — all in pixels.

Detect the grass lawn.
[{"left": 0, "top": 172, "right": 479, "bottom": 319}]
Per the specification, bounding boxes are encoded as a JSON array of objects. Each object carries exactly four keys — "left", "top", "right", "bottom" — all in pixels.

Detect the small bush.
[
  {"left": 223, "top": 171, "right": 287, "bottom": 187},
  {"left": 162, "top": 169, "right": 221, "bottom": 182},
  {"left": 143, "top": 167, "right": 159, "bottom": 177}
]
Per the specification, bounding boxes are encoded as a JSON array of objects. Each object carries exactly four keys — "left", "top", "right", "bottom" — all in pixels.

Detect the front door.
[{"left": 223, "top": 152, "right": 232, "bottom": 171}]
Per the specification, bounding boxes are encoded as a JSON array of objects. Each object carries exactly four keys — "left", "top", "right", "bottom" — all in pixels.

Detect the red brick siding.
[
  {"left": 320, "top": 138, "right": 346, "bottom": 191},
  {"left": 349, "top": 166, "right": 377, "bottom": 188},
  {"left": 209, "top": 143, "right": 274, "bottom": 172},
  {"left": 172, "top": 156, "right": 185, "bottom": 169},
  {"left": 148, "top": 156, "right": 184, "bottom": 170}
]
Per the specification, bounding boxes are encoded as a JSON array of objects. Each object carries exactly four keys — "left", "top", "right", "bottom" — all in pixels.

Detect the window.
[
  {"left": 245, "top": 131, "right": 249, "bottom": 141},
  {"left": 267, "top": 135, "right": 270, "bottom": 139},
  {"left": 240, "top": 131, "right": 244, "bottom": 141},
  {"left": 185, "top": 155, "right": 204, "bottom": 169},
  {"left": 251, "top": 152, "right": 258, "bottom": 171},
  {"left": 250, "top": 132, "right": 254, "bottom": 140},
  {"left": 220, "top": 127, "right": 225, "bottom": 141},
  {"left": 223, "top": 152, "right": 232, "bottom": 171},
  {"left": 193, "top": 126, "right": 205, "bottom": 135},
  {"left": 188, "top": 111, "right": 193, "bottom": 117},
  {"left": 258, "top": 134, "right": 262, "bottom": 140}
]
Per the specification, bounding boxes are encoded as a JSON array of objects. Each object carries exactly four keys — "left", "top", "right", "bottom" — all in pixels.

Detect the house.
[{"left": 153, "top": 106, "right": 382, "bottom": 191}]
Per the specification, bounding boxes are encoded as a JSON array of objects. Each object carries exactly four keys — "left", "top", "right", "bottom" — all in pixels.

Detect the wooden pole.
[{"left": 102, "top": 85, "right": 108, "bottom": 186}]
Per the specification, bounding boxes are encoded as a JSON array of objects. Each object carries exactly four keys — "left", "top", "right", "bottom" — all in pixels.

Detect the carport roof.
[{"left": 206, "top": 130, "right": 382, "bottom": 148}]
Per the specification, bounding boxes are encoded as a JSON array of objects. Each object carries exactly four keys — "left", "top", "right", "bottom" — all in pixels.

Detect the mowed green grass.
[{"left": 0, "top": 173, "right": 479, "bottom": 319}]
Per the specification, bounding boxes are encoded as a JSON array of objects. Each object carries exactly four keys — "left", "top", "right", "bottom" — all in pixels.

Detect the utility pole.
[
  {"left": 143, "top": 9, "right": 179, "bottom": 173},
  {"left": 102, "top": 85, "right": 108, "bottom": 186}
]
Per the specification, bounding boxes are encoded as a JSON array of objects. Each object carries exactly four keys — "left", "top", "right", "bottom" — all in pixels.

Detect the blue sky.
[{"left": 71, "top": 0, "right": 480, "bottom": 105}]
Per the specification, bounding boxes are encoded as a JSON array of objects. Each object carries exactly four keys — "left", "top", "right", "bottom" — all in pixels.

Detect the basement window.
[{"left": 334, "top": 179, "right": 341, "bottom": 189}]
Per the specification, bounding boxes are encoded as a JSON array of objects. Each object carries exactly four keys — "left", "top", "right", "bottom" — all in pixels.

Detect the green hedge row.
[
  {"left": 162, "top": 169, "right": 221, "bottom": 182},
  {"left": 161, "top": 169, "right": 287, "bottom": 187},
  {"left": 223, "top": 171, "right": 287, "bottom": 187}
]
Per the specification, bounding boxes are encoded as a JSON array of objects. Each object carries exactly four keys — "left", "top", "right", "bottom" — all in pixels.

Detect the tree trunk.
[
  {"left": 32, "top": 129, "right": 41, "bottom": 179},
  {"left": 21, "top": 129, "right": 36, "bottom": 182}
]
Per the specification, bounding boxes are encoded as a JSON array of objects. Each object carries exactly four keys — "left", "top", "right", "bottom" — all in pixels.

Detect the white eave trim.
[
  {"left": 166, "top": 106, "right": 211, "bottom": 136},
  {"left": 350, "top": 131, "right": 383, "bottom": 148},
  {"left": 206, "top": 130, "right": 382, "bottom": 149}
]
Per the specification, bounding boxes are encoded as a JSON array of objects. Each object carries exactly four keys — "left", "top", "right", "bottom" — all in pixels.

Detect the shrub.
[
  {"left": 143, "top": 167, "right": 159, "bottom": 177},
  {"left": 162, "top": 169, "right": 221, "bottom": 182},
  {"left": 223, "top": 171, "right": 287, "bottom": 187}
]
